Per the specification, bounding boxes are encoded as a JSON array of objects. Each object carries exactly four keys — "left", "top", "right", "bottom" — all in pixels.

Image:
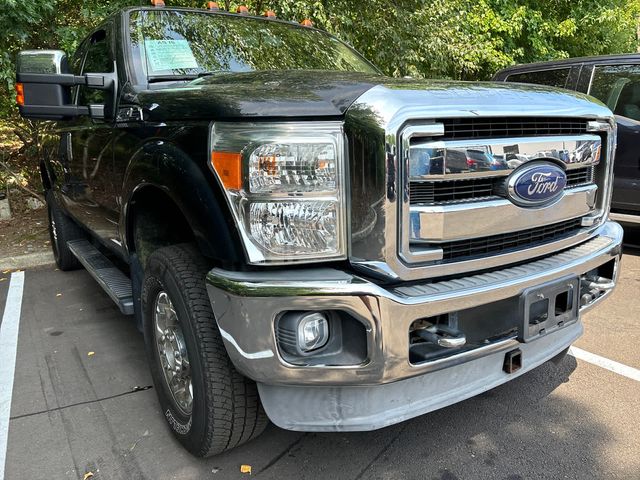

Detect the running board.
[{"left": 67, "top": 239, "right": 134, "bottom": 315}]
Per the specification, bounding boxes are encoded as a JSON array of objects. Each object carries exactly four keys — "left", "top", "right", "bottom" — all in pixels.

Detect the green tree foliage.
[{"left": 0, "top": 0, "right": 639, "bottom": 120}]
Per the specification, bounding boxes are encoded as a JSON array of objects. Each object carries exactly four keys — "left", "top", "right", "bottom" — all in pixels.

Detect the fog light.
[
  {"left": 298, "top": 313, "right": 329, "bottom": 352},
  {"left": 277, "top": 311, "right": 330, "bottom": 357}
]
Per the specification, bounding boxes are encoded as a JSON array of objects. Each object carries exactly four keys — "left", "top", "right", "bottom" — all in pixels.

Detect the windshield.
[{"left": 128, "top": 9, "right": 379, "bottom": 81}]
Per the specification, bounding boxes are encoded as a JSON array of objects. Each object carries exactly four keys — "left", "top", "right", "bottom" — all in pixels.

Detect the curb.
[{"left": 0, "top": 251, "right": 55, "bottom": 270}]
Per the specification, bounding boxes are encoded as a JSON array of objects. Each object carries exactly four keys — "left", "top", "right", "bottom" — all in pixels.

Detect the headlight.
[{"left": 209, "top": 122, "right": 347, "bottom": 265}]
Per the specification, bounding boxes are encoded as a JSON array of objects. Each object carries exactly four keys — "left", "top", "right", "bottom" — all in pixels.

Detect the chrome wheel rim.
[{"left": 154, "top": 291, "right": 193, "bottom": 416}]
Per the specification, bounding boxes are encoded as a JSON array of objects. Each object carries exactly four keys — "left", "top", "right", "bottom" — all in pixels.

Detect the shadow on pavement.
[{"left": 204, "top": 355, "right": 616, "bottom": 480}]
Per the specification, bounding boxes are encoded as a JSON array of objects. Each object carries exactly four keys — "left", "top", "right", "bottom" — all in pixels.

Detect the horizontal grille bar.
[
  {"left": 440, "top": 117, "right": 588, "bottom": 140},
  {"left": 439, "top": 218, "right": 583, "bottom": 261},
  {"left": 409, "top": 166, "right": 594, "bottom": 205},
  {"left": 565, "top": 166, "right": 595, "bottom": 187}
]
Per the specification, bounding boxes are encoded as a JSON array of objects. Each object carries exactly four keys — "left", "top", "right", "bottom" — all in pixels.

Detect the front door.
[{"left": 60, "top": 28, "right": 119, "bottom": 244}]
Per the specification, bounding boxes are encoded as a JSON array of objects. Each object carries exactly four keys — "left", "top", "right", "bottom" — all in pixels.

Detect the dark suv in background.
[{"left": 494, "top": 54, "right": 640, "bottom": 224}]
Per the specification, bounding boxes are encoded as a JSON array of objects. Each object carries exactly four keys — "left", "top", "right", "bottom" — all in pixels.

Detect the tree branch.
[{"left": 0, "top": 158, "right": 45, "bottom": 204}]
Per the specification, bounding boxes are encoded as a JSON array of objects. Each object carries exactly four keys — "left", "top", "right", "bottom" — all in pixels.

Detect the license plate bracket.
[{"left": 519, "top": 275, "right": 580, "bottom": 342}]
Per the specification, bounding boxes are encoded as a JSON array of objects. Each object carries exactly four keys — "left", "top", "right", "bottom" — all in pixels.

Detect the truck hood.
[
  {"left": 135, "top": 70, "right": 613, "bottom": 123},
  {"left": 136, "top": 70, "right": 381, "bottom": 122}
]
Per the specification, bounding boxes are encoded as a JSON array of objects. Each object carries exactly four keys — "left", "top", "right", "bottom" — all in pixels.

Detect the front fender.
[{"left": 121, "top": 139, "right": 243, "bottom": 265}]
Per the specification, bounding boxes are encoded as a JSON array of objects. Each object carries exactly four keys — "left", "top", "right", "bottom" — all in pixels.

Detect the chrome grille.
[
  {"left": 409, "top": 166, "right": 595, "bottom": 205},
  {"left": 440, "top": 218, "right": 583, "bottom": 261},
  {"left": 440, "top": 117, "right": 588, "bottom": 140},
  {"left": 566, "top": 166, "right": 595, "bottom": 187}
]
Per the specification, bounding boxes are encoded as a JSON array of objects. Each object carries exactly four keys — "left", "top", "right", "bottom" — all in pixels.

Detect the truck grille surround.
[{"left": 397, "top": 116, "right": 611, "bottom": 276}]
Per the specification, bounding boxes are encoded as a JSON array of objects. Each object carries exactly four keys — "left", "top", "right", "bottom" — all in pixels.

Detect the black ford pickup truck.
[
  {"left": 16, "top": 5, "right": 623, "bottom": 457},
  {"left": 494, "top": 54, "right": 640, "bottom": 225}
]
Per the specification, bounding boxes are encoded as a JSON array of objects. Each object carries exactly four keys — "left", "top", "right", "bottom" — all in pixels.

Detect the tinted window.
[
  {"left": 78, "top": 30, "right": 113, "bottom": 105},
  {"left": 129, "top": 10, "right": 378, "bottom": 80},
  {"left": 589, "top": 64, "right": 640, "bottom": 121},
  {"left": 70, "top": 40, "right": 88, "bottom": 101},
  {"left": 506, "top": 68, "right": 570, "bottom": 88}
]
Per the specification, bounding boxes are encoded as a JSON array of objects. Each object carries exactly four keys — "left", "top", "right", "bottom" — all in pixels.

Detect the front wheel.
[{"left": 142, "top": 244, "right": 268, "bottom": 457}]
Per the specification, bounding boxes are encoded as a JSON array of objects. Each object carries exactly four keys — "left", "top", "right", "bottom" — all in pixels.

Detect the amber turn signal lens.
[
  {"left": 15, "top": 83, "right": 24, "bottom": 106},
  {"left": 300, "top": 18, "right": 313, "bottom": 27},
  {"left": 207, "top": 1, "right": 219, "bottom": 10},
  {"left": 211, "top": 151, "right": 242, "bottom": 190},
  {"left": 264, "top": 10, "right": 276, "bottom": 18},
  {"left": 236, "top": 5, "right": 249, "bottom": 14},
  {"left": 150, "top": 0, "right": 165, "bottom": 6}
]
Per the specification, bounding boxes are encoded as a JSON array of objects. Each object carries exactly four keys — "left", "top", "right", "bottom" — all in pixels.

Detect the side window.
[
  {"left": 77, "top": 29, "right": 113, "bottom": 105},
  {"left": 69, "top": 41, "right": 88, "bottom": 101},
  {"left": 589, "top": 64, "right": 640, "bottom": 121},
  {"left": 506, "top": 68, "right": 571, "bottom": 89}
]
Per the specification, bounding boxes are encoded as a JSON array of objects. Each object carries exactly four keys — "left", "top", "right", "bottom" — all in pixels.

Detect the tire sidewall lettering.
[{"left": 165, "top": 408, "right": 192, "bottom": 435}]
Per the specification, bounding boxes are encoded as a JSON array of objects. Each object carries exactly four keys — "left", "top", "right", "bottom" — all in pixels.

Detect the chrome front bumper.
[
  {"left": 206, "top": 221, "right": 622, "bottom": 430},
  {"left": 206, "top": 221, "right": 622, "bottom": 386}
]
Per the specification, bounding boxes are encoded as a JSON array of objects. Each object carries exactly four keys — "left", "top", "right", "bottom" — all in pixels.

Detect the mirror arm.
[
  {"left": 17, "top": 73, "right": 87, "bottom": 86},
  {"left": 19, "top": 105, "right": 90, "bottom": 119},
  {"left": 84, "top": 72, "right": 116, "bottom": 91},
  {"left": 16, "top": 72, "right": 115, "bottom": 91}
]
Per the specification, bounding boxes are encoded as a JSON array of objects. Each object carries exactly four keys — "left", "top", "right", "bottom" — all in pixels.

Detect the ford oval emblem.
[{"left": 507, "top": 161, "right": 567, "bottom": 207}]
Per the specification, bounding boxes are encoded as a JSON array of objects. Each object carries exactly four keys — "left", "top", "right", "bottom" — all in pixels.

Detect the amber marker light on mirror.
[
  {"left": 211, "top": 151, "right": 243, "bottom": 190},
  {"left": 15, "top": 83, "right": 24, "bottom": 106}
]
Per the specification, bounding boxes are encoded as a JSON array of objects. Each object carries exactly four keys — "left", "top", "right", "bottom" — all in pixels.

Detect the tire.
[
  {"left": 142, "top": 244, "right": 268, "bottom": 457},
  {"left": 46, "top": 191, "right": 84, "bottom": 271}
]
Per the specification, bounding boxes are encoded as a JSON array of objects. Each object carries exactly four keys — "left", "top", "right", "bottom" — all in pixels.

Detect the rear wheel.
[
  {"left": 46, "top": 191, "right": 84, "bottom": 271},
  {"left": 142, "top": 244, "right": 268, "bottom": 457}
]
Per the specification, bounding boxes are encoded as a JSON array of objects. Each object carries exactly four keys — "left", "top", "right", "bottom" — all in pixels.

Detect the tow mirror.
[{"left": 16, "top": 50, "right": 115, "bottom": 120}]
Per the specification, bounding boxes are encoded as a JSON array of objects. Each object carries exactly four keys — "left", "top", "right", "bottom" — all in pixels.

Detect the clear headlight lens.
[
  {"left": 210, "top": 122, "right": 346, "bottom": 265},
  {"left": 249, "top": 143, "right": 337, "bottom": 193},
  {"left": 249, "top": 201, "right": 338, "bottom": 256}
]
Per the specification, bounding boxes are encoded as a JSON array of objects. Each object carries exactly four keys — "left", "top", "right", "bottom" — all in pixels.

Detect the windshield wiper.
[
  {"left": 196, "top": 71, "right": 231, "bottom": 78},
  {"left": 147, "top": 75, "right": 198, "bottom": 83}
]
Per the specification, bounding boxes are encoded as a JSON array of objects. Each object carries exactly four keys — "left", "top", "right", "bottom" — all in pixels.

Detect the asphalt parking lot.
[{"left": 1, "top": 234, "right": 639, "bottom": 480}]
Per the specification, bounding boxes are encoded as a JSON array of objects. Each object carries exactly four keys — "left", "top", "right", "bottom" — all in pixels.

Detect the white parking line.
[
  {"left": 0, "top": 271, "right": 25, "bottom": 480},
  {"left": 569, "top": 346, "right": 640, "bottom": 382}
]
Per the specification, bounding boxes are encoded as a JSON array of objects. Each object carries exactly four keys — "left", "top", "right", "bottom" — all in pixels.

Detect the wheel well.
[{"left": 128, "top": 187, "right": 195, "bottom": 266}]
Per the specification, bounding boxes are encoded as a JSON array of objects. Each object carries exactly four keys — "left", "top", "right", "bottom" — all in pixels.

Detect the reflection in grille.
[
  {"left": 439, "top": 218, "right": 583, "bottom": 261},
  {"left": 409, "top": 166, "right": 594, "bottom": 205},
  {"left": 440, "top": 117, "right": 588, "bottom": 140}
]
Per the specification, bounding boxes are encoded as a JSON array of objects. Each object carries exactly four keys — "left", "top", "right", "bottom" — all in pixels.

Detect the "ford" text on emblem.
[{"left": 507, "top": 161, "right": 567, "bottom": 207}]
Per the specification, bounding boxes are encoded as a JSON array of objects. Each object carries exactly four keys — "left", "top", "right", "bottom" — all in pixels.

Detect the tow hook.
[
  {"left": 415, "top": 324, "right": 467, "bottom": 348},
  {"left": 580, "top": 276, "right": 615, "bottom": 306},
  {"left": 503, "top": 349, "right": 522, "bottom": 374}
]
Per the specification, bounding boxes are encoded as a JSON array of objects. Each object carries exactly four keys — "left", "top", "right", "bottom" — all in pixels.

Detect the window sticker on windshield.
[{"left": 144, "top": 39, "right": 198, "bottom": 72}]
